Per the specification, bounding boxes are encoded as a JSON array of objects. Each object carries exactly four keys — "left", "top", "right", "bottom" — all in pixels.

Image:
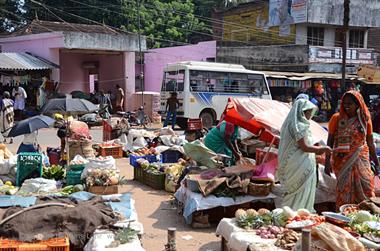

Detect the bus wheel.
[{"left": 200, "top": 112, "right": 214, "bottom": 129}]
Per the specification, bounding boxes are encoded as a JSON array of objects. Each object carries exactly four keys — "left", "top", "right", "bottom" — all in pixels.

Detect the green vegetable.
[
  {"left": 272, "top": 209, "right": 288, "bottom": 227},
  {"left": 43, "top": 165, "right": 66, "bottom": 181},
  {"left": 73, "top": 184, "right": 84, "bottom": 192},
  {"left": 236, "top": 213, "right": 273, "bottom": 229},
  {"left": 114, "top": 228, "right": 138, "bottom": 244},
  {"left": 354, "top": 210, "right": 373, "bottom": 224}
]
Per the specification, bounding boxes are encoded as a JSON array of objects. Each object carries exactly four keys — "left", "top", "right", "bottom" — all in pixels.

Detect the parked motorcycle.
[{"left": 117, "top": 107, "right": 151, "bottom": 128}]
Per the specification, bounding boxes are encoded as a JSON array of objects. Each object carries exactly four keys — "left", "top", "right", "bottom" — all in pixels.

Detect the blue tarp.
[
  {"left": 104, "top": 193, "right": 132, "bottom": 219},
  {"left": 0, "top": 195, "right": 37, "bottom": 207}
]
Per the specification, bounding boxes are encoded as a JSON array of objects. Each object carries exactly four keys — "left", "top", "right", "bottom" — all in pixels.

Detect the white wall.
[{"left": 295, "top": 24, "right": 307, "bottom": 45}]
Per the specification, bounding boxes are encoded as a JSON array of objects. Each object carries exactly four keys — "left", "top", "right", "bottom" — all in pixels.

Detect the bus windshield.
[
  {"left": 161, "top": 70, "right": 185, "bottom": 92},
  {"left": 189, "top": 70, "right": 268, "bottom": 95}
]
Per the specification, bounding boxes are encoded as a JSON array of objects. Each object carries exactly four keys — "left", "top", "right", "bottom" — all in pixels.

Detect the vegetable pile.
[
  {"left": 256, "top": 226, "right": 285, "bottom": 239},
  {"left": 274, "top": 229, "right": 299, "bottom": 250},
  {"left": 42, "top": 165, "right": 66, "bottom": 181},
  {"left": 235, "top": 208, "right": 272, "bottom": 229},
  {"left": 85, "top": 168, "right": 119, "bottom": 186}
]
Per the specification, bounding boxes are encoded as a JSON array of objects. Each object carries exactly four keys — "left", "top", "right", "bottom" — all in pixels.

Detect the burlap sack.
[{"left": 68, "top": 139, "right": 95, "bottom": 160}]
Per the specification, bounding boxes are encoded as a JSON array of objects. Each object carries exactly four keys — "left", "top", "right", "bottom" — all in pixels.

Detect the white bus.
[{"left": 160, "top": 61, "right": 272, "bottom": 129}]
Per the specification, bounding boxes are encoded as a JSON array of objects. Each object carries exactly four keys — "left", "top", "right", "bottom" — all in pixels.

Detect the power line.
[{"left": 1, "top": 4, "right": 354, "bottom": 69}]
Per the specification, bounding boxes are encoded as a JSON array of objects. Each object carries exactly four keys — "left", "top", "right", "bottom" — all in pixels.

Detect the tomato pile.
[{"left": 287, "top": 215, "right": 325, "bottom": 226}]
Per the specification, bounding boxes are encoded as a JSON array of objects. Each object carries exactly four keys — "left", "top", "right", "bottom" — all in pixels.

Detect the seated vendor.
[
  {"left": 17, "top": 131, "right": 38, "bottom": 154},
  {"left": 204, "top": 120, "right": 241, "bottom": 165}
]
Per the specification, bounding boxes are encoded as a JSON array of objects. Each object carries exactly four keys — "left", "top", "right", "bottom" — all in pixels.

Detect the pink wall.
[
  {"left": 59, "top": 52, "right": 124, "bottom": 94},
  {"left": 143, "top": 41, "right": 217, "bottom": 92},
  {"left": 0, "top": 33, "right": 64, "bottom": 81}
]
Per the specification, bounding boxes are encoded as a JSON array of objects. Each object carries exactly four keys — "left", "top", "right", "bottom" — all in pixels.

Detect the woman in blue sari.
[{"left": 204, "top": 120, "right": 241, "bottom": 165}]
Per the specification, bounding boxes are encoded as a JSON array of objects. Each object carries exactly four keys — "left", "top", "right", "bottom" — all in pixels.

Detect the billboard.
[{"left": 268, "top": 0, "right": 307, "bottom": 26}]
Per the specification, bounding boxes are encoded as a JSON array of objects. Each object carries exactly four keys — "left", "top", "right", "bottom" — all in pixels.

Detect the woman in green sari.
[
  {"left": 204, "top": 120, "right": 241, "bottom": 165},
  {"left": 277, "top": 99, "right": 332, "bottom": 211}
]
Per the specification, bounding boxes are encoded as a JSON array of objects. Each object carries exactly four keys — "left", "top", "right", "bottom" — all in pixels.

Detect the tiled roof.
[{"left": 13, "top": 20, "right": 119, "bottom": 36}]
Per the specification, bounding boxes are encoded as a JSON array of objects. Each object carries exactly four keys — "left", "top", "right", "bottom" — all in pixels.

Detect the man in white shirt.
[
  {"left": 17, "top": 131, "right": 38, "bottom": 154},
  {"left": 12, "top": 83, "right": 27, "bottom": 120}
]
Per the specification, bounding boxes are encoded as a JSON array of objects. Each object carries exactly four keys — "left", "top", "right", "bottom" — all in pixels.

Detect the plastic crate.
[
  {"left": 99, "top": 145, "right": 123, "bottom": 159},
  {"left": 129, "top": 154, "right": 161, "bottom": 168},
  {"left": 187, "top": 118, "right": 203, "bottom": 131},
  {"left": 16, "top": 153, "right": 43, "bottom": 186},
  {"left": 66, "top": 170, "right": 83, "bottom": 186},
  {"left": 143, "top": 170, "right": 165, "bottom": 190},
  {"left": 0, "top": 237, "right": 69, "bottom": 251},
  {"left": 161, "top": 150, "right": 183, "bottom": 163},
  {"left": 68, "top": 164, "right": 86, "bottom": 171},
  {"left": 133, "top": 166, "right": 144, "bottom": 182}
]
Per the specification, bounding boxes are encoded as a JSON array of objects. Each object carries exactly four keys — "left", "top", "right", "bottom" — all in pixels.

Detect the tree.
[
  {"left": 120, "top": 0, "right": 211, "bottom": 48},
  {"left": 1, "top": 0, "right": 211, "bottom": 48},
  {"left": 0, "top": 0, "right": 25, "bottom": 33}
]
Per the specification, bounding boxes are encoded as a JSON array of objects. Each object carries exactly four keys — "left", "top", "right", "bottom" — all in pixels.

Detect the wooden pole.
[
  {"left": 301, "top": 229, "right": 311, "bottom": 251},
  {"left": 165, "top": 227, "right": 177, "bottom": 251}
]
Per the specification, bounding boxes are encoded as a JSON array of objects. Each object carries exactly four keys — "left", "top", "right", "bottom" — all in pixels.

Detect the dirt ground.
[{"left": 4, "top": 127, "right": 221, "bottom": 251}]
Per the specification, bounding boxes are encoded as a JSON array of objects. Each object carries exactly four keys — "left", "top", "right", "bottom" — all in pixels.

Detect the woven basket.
[{"left": 247, "top": 181, "right": 272, "bottom": 197}]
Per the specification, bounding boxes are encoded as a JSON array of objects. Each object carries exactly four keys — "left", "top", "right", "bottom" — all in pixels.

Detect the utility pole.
[
  {"left": 341, "top": 0, "right": 350, "bottom": 91},
  {"left": 137, "top": 0, "right": 144, "bottom": 110}
]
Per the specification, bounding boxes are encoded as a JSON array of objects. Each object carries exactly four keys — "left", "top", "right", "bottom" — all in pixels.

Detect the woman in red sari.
[{"left": 325, "top": 91, "right": 380, "bottom": 208}]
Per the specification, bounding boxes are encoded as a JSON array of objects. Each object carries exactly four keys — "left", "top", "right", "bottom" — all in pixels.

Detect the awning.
[
  {"left": 263, "top": 71, "right": 358, "bottom": 80},
  {"left": 0, "top": 52, "right": 58, "bottom": 70}
]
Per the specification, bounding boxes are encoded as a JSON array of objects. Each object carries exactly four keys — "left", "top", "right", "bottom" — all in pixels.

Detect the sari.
[
  {"left": 329, "top": 91, "right": 374, "bottom": 208},
  {"left": 204, "top": 121, "right": 239, "bottom": 165},
  {"left": 277, "top": 99, "right": 318, "bottom": 211},
  {"left": 0, "top": 98, "right": 14, "bottom": 138}
]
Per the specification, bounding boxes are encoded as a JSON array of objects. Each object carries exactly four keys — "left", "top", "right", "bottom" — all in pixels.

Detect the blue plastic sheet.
[
  {"left": 105, "top": 193, "right": 132, "bottom": 219},
  {"left": 0, "top": 195, "right": 37, "bottom": 208}
]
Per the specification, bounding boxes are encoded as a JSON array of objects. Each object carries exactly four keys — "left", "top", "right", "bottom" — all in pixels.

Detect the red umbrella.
[{"left": 221, "top": 98, "right": 328, "bottom": 146}]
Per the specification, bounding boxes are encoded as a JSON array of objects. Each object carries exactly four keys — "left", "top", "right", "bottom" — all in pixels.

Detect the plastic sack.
[
  {"left": 0, "top": 155, "right": 17, "bottom": 175},
  {"left": 183, "top": 140, "right": 223, "bottom": 169},
  {"left": 81, "top": 156, "right": 117, "bottom": 179},
  {"left": 69, "top": 120, "right": 91, "bottom": 140},
  {"left": 16, "top": 178, "right": 57, "bottom": 195},
  {"left": 70, "top": 155, "right": 89, "bottom": 165},
  {"left": 309, "top": 223, "right": 365, "bottom": 251},
  {"left": 165, "top": 174, "right": 177, "bottom": 193},
  {"left": 159, "top": 127, "right": 175, "bottom": 136},
  {"left": 84, "top": 229, "right": 144, "bottom": 251}
]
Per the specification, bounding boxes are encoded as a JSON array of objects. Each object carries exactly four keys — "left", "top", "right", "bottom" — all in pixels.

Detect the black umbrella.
[
  {"left": 41, "top": 98, "right": 98, "bottom": 115},
  {"left": 8, "top": 115, "right": 55, "bottom": 137}
]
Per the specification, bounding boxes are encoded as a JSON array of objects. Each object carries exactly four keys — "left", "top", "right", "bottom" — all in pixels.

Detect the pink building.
[
  {"left": 0, "top": 20, "right": 144, "bottom": 110},
  {"left": 142, "top": 41, "right": 217, "bottom": 92}
]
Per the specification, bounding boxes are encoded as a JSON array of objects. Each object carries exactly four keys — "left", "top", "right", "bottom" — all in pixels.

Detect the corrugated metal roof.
[{"left": 0, "top": 52, "right": 58, "bottom": 70}]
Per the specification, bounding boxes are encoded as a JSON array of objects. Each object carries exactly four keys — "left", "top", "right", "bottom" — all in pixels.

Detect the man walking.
[
  {"left": 12, "top": 83, "right": 27, "bottom": 121},
  {"left": 116, "top": 84, "right": 125, "bottom": 112},
  {"left": 164, "top": 92, "right": 179, "bottom": 129}
]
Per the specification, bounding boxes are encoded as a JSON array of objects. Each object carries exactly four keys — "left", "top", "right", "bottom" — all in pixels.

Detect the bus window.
[
  {"left": 248, "top": 74, "right": 268, "bottom": 95},
  {"left": 162, "top": 70, "right": 185, "bottom": 92},
  {"left": 189, "top": 70, "right": 209, "bottom": 92}
]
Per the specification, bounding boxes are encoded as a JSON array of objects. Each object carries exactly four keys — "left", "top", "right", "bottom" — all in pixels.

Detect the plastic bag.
[
  {"left": 17, "top": 178, "right": 58, "bottom": 195},
  {"left": 183, "top": 140, "right": 223, "bottom": 169},
  {"left": 81, "top": 156, "right": 117, "bottom": 179}
]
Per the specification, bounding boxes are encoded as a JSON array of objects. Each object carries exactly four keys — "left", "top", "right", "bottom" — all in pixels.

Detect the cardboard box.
[{"left": 88, "top": 185, "right": 119, "bottom": 195}]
